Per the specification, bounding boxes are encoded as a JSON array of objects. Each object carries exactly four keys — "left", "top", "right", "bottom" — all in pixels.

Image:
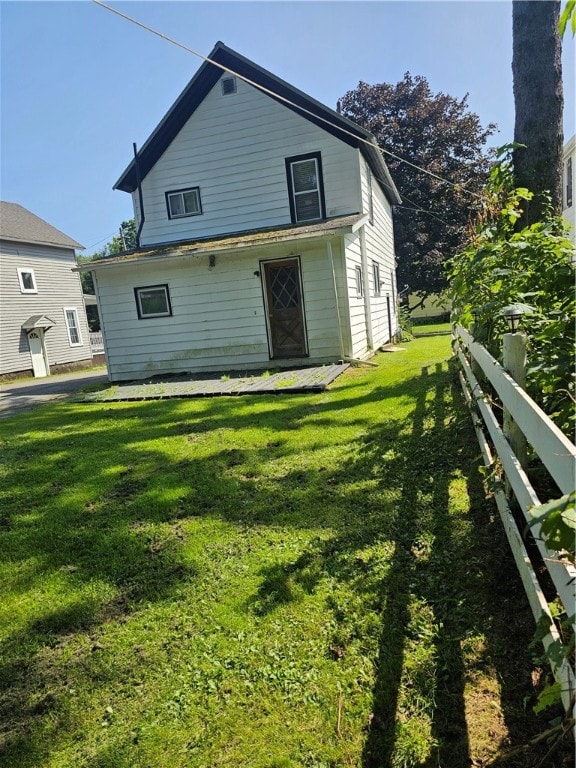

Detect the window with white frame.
[
  {"left": 285, "top": 153, "right": 325, "bottom": 223},
  {"left": 134, "top": 284, "right": 172, "bottom": 319},
  {"left": 355, "top": 265, "right": 363, "bottom": 298},
  {"left": 64, "top": 307, "right": 82, "bottom": 346},
  {"left": 372, "top": 262, "right": 381, "bottom": 296},
  {"left": 166, "top": 187, "right": 202, "bottom": 219},
  {"left": 17, "top": 267, "right": 37, "bottom": 293}
]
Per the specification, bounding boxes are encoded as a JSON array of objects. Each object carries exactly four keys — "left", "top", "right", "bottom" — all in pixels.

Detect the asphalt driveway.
[{"left": 0, "top": 368, "right": 109, "bottom": 418}]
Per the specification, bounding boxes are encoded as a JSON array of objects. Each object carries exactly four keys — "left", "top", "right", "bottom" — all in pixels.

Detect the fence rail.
[{"left": 453, "top": 324, "right": 575, "bottom": 718}]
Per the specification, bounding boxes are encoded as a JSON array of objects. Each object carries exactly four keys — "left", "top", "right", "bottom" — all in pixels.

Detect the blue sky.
[{"left": 1, "top": 0, "right": 574, "bottom": 254}]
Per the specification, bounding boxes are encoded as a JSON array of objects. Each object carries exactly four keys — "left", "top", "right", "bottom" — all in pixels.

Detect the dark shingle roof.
[
  {"left": 0, "top": 201, "right": 84, "bottom": 250},
  {"left": 114, "top": 41, "right": 401, "bottom": 206}
]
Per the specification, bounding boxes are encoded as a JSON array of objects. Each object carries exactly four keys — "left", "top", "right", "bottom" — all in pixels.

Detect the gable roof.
[
  {"left": 114, "top": 41, "right": 401, "bottom": 206},
  {"left": 0, "top": 201, "right": 84, "bottom": 250}
]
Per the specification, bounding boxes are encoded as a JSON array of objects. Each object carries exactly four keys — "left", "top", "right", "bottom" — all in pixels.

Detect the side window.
[
  {"left": 17, "top": 267, "right": 37, "bottom": 293},
  {"left": 64, "top": 307, "right": 83, "bottom": 346},
  {"left": 285, "top": 152, "right": 326, "bottom": 223},
  {"left": 566, "top": 157, "right": 573, "bottom": 209},
  {"left": 372, "top": 262, "right": 381, "bottom": 297},
  {"left": 355, "top": 265, "right": 363, "bottom": 298},
  {"left": 166, "top": 188, "right": 202, "bottom": 219},
  {"left": 134, "top": 284, "right": 172, "bottom": 319},
  {"left": 367, "top": 169, "right": 374, "bottom": 225}
]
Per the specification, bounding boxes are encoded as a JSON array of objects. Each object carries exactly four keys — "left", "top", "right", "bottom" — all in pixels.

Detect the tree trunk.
[{"left": 512, "top": 0, "right": 563, "bottom": 224}]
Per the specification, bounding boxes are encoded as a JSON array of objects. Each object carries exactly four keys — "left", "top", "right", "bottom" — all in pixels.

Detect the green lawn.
[
  {"left": 0, "top": 337, "right": 560, "bottom": 767},
  {"left": 411, "top": 321, "right": 452, "bottom": 336}
]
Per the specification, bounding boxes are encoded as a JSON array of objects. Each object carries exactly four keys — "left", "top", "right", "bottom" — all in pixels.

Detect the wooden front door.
[{"left": 263, "top": 258, "right": 308, "bottom": 359}]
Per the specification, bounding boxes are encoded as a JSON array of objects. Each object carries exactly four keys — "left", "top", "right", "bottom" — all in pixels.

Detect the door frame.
[
  {"left": 27, "top": 329, "right": 50, "bottom": 377},
  {"left": 260, "top": 256, "right": 309, "bottom": 360}
]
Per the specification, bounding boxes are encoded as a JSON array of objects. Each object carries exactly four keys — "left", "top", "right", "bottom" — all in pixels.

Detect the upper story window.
[
  {"left": 64, "top": 307, "right": 83, "bottom": 346},
  {"left": 285, "top": 152, "right": 326, "bottom": 223},
  {"left": 17, "top": 267, "right": 37, "bottom": 293},
  {"left": 166, "top": 187, "right": 202, "bottom": 219},
  {"left": 134, "top": 284, "right": 172, "bottom": 319},
  {"left": 566, "top": 157, "right": 573, "bottom": 209}
]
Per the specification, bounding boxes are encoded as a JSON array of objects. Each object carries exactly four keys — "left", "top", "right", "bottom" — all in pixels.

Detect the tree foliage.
[
  {"left": 76, "top": 219, "right": 137, "bottom": 295},
  {"left": 448, "top": 147, "right": 575, "bottom": 436},
  {"left": 559, "top": 0, "right": 576, "bottom": 36},
  {"left": 339, "top": 74, "right": 496, "bottom": 303},
  {"left": 76, "top": 219, "right": 137, "bottom": 331}
]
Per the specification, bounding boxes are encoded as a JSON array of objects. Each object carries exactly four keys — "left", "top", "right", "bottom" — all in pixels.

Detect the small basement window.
[
  {"left": 17, "top": 267, "right": 37, "bottom": 293},
  {"left": 134, "top": 284, "right": 172, "bottom": 319},
  {"left": 166, "top": 188, "right": 202, "bottom": 219},
  {"left": 221, "top": 76, "right": 237, "bottom": 95}
]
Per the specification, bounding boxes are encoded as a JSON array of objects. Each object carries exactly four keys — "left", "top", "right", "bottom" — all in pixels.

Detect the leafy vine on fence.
[{"left": 447, "top": 145, "right": 575, "bottom": 438}]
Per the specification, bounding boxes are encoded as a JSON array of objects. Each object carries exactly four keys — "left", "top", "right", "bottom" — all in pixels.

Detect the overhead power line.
[{"left": 91, "top": 0, "right": 485, "bottom": 201}]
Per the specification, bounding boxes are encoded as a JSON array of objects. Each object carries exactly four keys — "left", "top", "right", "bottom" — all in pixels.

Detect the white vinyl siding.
[
  {"left": 360, "top": 157, "right": 396, "bottom": 346},
  {"left": 95, "top": 242, "right": 342, "bottom": 381},
  {"left": 0, "top": 241, "right": 91, "bottom": 375},
  {"left": 133, "top": 74, "right": 362, "bottom": 246}
]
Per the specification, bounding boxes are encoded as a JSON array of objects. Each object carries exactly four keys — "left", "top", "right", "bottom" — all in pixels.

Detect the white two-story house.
[
  {"left": 83, "top": 42, "right": 402, "bottom": 382},
  {"left": 0, "top": 202, "right": 90, "bottom": 379}
]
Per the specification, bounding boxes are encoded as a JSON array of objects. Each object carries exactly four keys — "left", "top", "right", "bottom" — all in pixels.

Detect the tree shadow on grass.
[{"left": 0, "top": 357, "right": 557, "bottom": 767}]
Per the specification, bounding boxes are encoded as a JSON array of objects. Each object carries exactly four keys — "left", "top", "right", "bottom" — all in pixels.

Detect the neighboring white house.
[
  {"left": 0, "top": 201, "right": 91, "bottom": 378},
  {"left": 82, "top": 42, "right": 402, "bottom": 382},
  {"left": 563, "top": 134, "right": 575, "bottom": 245}
]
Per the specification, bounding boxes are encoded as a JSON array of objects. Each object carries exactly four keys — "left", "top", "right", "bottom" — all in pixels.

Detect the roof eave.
[{"left": 75, "top": 215, "right": 364, "bottom": 271}]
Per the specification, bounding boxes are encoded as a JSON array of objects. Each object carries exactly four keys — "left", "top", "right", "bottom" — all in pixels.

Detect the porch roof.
[
  {"left": 76, "top": 214, "right": 367, "bottom": 271},
  {"left": 21, "top": 315, "right": 56, "bottom": 330}
]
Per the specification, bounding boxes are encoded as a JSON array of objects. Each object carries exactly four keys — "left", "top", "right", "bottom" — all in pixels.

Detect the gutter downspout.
[
  {"left": 133, "top": 143, "right": 145, "bottom": 248},
  {"left": 359, "top": 225, "right": 373, "bottom": 350},
  {"left": 327, "top": 239, "right": 346, "bottom": 360}
]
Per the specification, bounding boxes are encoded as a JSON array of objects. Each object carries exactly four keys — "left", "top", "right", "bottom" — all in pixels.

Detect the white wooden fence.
[
  {"left": 453, "top": 324, "right": 575, "bottom": 719},
  {"left": 90, "top": 332, "right": 104, "bottom": 354}
]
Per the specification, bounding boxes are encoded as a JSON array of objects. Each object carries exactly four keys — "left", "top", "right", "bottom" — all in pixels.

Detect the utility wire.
[{"left": 91, "top": 0, "right": 485, "bottom": 201}]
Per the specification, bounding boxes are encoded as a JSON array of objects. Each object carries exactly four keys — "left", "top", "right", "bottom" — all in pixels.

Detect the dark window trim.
[
  {"left": 165, "top": 187, "right": 203, "bottom": 220},
  {"left": 566, "top": 157, "right": 573, "bottom": 209},
  {"left": 134, "top": 284, "right": 173, "bottom": 319},
  {"left": 285, "top": 152, "right": 326, "bottom": 224}
]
